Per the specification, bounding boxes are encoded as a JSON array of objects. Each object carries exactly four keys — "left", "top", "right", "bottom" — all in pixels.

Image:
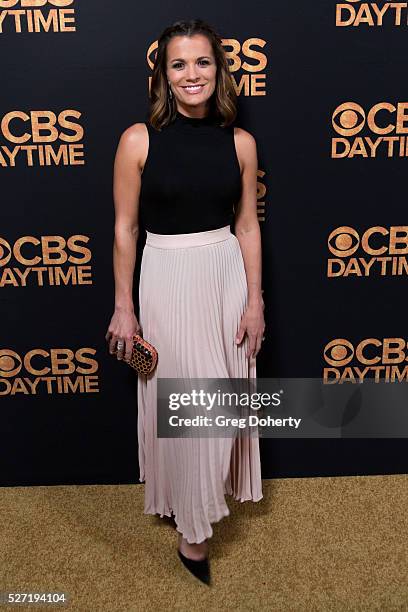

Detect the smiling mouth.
[{"left": 182, "top": 84, "right": 205, "bottom": 92}]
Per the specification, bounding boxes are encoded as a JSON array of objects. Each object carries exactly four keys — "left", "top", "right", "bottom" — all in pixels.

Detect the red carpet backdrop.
[{"left": 1, "top": 0, "right": 407, "bottom": 485}]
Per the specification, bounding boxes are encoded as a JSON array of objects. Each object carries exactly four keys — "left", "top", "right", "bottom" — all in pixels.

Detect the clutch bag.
[{"left": 125, "top": 334, "right": 158, "bottom": 375}]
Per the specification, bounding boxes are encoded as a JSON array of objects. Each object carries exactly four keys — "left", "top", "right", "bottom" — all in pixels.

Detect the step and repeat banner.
[{"left": 1, "top": 1, "right": 406, "bottom": 485}]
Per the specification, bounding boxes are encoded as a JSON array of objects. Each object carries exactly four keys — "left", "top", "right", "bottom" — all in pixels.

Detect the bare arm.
[
  {"left": 105, "top": 123, "right": 147, "bottom": 361},
  {"left": 233, "top": 127, "right": 265, "bottom": 358}
]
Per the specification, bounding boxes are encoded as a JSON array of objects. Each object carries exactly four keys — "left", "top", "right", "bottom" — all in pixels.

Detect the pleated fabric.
[{"left": 137, "top": 225, "right": 263, "bottom": 544}]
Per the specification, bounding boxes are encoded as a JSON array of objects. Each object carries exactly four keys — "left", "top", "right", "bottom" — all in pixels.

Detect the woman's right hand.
[{"left": 105, "top": 308, "right": 142, "bottom": 363}]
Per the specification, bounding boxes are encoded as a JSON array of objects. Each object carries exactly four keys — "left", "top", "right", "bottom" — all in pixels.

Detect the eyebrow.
[{"left": 170, "top": 56, "right": 212, "bottom": 62}]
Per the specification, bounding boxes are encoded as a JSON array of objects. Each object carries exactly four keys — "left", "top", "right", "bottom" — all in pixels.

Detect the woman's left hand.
[{"left": 235, "top": 301, "right": 266, "bottom": 359}]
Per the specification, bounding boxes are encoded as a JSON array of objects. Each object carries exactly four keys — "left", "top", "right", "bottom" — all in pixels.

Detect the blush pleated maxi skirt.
[{"left": 137, "top": 224, "right": 263, "bottom": 544}]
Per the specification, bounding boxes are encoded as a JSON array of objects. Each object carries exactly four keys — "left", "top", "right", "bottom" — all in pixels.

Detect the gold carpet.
[{"left": 1, "top": 475, "right": 407, "bottom": 611}]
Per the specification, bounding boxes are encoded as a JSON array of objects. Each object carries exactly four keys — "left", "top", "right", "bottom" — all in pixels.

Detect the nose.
[{"left": 185, "top": 66, "right": 200, "bottom": 81}]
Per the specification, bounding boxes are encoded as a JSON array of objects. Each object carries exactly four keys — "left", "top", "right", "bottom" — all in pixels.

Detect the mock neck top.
[
  {"left": 175, "top": 109, "right": 218, "bottom": 127},
  {"left": 139, "top": 109, "right": 242, "bottom": 234}
]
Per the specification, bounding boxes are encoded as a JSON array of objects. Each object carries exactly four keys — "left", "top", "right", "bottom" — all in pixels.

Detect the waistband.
[{"left": 145, "top": 225, "right": 232, "bottom": 249}]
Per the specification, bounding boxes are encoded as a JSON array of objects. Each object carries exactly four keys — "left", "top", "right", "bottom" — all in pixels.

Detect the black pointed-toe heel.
[{"left": 177, "top": 548, "right": 211, "bottom": 585}]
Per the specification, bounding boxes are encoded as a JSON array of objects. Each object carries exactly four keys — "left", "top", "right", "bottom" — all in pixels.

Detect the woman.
[{"left": 105, "top": 19, "right": 265, "bottom": 585}]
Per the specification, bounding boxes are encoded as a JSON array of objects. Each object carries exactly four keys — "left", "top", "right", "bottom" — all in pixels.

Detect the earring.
[{"left": 168, "top": 81, "right": 173, "bottom": 99}]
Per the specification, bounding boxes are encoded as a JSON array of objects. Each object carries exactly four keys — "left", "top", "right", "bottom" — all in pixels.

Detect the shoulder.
[
  {"left": 115, "top": 123, "right": 149, "bottom": 169},
  {"left": 118, "top": 122, "right": 148, "bottom": 149},
  {"left": 233, "top": 127, "right": 258, "bottom": 171},
  {"left": 233, "top": 126, "right": 256, "bottom": 147}
]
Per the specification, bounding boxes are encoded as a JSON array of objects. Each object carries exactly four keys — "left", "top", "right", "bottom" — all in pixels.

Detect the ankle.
[{"left": 178, "top": 535, "right": 209, "bottom": 560}]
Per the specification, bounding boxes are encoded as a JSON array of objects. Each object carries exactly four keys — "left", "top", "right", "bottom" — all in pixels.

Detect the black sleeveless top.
[{"left": 139, "top": 109, "right": 242, "bottom": 234}]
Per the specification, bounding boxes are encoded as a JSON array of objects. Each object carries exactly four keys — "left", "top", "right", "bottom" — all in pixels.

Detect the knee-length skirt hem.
[{"left": 137, "top": 225, "right": 263, "bottom": 545}]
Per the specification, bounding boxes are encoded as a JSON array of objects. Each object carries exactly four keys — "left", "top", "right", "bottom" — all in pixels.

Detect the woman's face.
[{"left": 166, "top": 34, "right": 217, "bottom": 114}]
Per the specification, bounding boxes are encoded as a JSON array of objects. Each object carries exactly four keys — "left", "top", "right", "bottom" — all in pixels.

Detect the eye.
[{"left": 172, "top": 60, "right": 211, "bottom": 69}]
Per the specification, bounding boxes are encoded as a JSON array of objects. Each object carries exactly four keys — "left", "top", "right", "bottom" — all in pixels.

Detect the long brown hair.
[{"left": 148, "top": 19, "right": 238, "bottom": 130}]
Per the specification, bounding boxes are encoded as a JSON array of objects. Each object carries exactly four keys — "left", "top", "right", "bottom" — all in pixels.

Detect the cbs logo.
[
  {"left": 332, "top": 102, "right": 408, "bottom": 137},
  {"left": 324, "top": 338, "right": 408, "bottom": 367},
  {"left": 327, "top": 226, "right": 408, "bottom": 258},
  {"left": 0, "top": 235, "right": 91, "bottom": 266},
  {"left": 1, "top": 111, "right": 83, "bottom": 144},
  {"left": 0, "top": 1, "right": 73, "bottom": 7},
  {"left": 0, "top": 348, "right": 98, "bottom": 378}
]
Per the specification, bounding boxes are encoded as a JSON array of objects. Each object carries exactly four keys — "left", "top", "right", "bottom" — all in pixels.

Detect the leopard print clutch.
[{"left": 125, "top": 334, "right": 158, "bottom": 375}]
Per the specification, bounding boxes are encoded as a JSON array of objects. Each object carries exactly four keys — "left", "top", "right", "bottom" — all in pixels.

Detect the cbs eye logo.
[
  {"left": 0, "top": 238, "right": 12, "bottom": 266},
  {"left": 1, "top": 110, "right": 83, "bottom": 144},
  {"left": 324, "top": 339, "right": 355, "bottom": 367},
  {"left": 332, "top": 101, "right": 408, "bottom": 137},
  {"left": 324, "top": 338, "right": 408, "bottom": 367},
  {"left": 0, "top": 348, "right": 98, "bottom": 378},
  {"left": 0, "top": 350, "right": 21, "bottom": 378},
  {"left": 332, "top": 103, "right": 366, "bottom": 137},
  {"left": 328, "top": 226, "right": 408, "bottom": 258},
  {"left": 0, "top": 235, "right": 91, "bottom": 267},
  {"left": 328, "top": 227, "right": 360, "bottom": 258}
]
